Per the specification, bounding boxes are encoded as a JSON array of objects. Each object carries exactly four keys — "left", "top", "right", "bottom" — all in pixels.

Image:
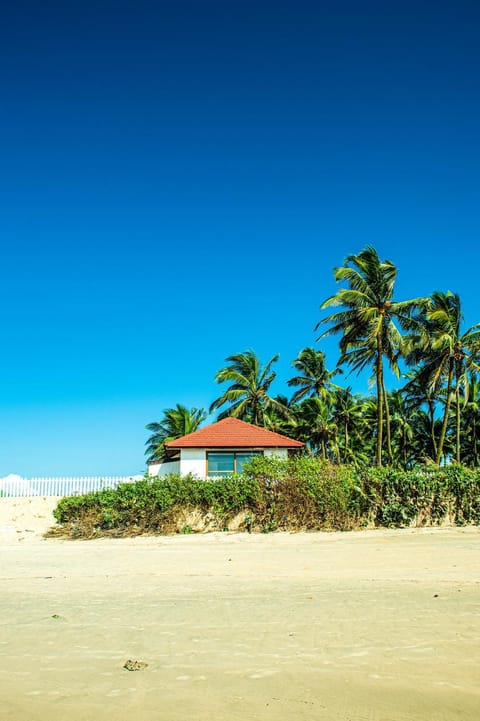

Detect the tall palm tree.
[
  {"left": 407, "top": 291, "right": 480, "bottom": 464},
  {"left": 287, "top": 347, "right": 342, "bottom": 403},
  {"left": 145, "top": 404, "right": 206, "bottom": 462},
  {"left": 317, "top": 246, "right": 425, "bottom": 466},
  {"left": 210, "top": 350, "right": 289, "bottom": 425}
]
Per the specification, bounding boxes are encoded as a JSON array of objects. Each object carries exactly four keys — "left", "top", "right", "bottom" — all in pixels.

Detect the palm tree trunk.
[
  {"left": 344, "top": 421, "right": 349, "bottom": 463},
  {"left": 455, "top": 379, "right": 461, "bottom": 464},
  {"left": 383, "top": 385, "right": 393, "bottom": 465},
  {"left": 334, "top": 440, "right": 341, "bottom": 464},
  {"left": 376, "top": 338, "right": 384, "bottom": 467},
  {"left": 473, "top": 418, "right": 478, "bottom": 467},
  {"left": 436, "top": 361, "right": 454, "bottom": 465},
  {"left": 253, "top": 398, "right": 259, "bottom": 426},
  {"left": 321, "top": 439, "right": 326, "bottom": 461},
  {"left": 428, "top": 399, "right": 437, "bottom": 459}
]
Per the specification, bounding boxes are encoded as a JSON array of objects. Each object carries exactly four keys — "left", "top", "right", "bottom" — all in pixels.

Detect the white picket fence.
[{"left": 0, "top": 474, "right": 144, "bottom": 498}]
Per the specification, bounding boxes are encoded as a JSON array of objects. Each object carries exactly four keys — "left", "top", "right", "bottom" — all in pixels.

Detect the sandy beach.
[{"left": 1, "top": 498, "right": 479, "bottom": 720}]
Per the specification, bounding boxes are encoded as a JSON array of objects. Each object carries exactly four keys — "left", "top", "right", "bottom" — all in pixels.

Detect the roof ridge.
[{"left": 164, "top": 416, "right": 304, "bottom": 449}]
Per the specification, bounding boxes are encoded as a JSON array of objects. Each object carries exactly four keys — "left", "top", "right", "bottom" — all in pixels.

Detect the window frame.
[{"left": 206, "top": 450, "right": 262, "bottom": 477}]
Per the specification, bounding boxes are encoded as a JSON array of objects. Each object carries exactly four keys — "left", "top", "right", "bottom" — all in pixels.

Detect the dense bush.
[
  {"left": 53, "top": 474, "right": 262, "bottom": 537},
  {"left": 52, "top": 458, "right": 480, "bottom": 538},
  {"left": 241, "top": 455, "right": 361, "bottom": 531},
  {"left": 359, "top": 465, "right": 480, "bottom": 527}
]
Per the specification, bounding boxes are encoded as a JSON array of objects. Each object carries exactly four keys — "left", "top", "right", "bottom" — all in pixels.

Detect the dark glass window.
[
  {"left": 207, "top": 453, "right": 235, "bottom": 476},
  {"left": 207, "top": 451, "right": 261, "bottom": 477},
  {"left": 235, "top": 452, "right": 258, "bottom": 473}
]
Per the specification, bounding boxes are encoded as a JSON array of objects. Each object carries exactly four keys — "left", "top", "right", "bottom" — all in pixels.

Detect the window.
[
  {"left": 235, "top": 452, "right": 259, "bottom": 474},
  {"left": 207, "top": 452, "right": 234, "bottom": 477},
  {"left": 206, "top": 451, "right": 261, "bottom": 477}
]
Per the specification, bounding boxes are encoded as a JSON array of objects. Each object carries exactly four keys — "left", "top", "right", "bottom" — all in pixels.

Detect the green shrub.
[
  {"left": 357, "top": 465, "right": 480, "bottom": 527},
  {"left": 53, "top": 473, "right": 262, "bottom": 537},
  {"left": 52, "top": 461, "right": 480, "bottom": 538}
]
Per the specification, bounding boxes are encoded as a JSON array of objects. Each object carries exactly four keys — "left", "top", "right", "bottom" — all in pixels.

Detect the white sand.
[
  {"left": 0, "top": 497, "right": 59, "bottom": 542},
  {"left": 1, "top": 498, "right": 479, "bottom": 720}
]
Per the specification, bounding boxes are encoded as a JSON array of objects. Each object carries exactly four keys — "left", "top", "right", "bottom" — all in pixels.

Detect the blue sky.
[{"left": 1, "top": 1, "right": 479, "bottom": 476}]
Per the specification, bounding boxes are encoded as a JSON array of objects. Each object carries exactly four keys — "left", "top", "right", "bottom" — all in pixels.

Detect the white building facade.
[{"left": 148, "top": 447, "right": 289, "bottom": 479}]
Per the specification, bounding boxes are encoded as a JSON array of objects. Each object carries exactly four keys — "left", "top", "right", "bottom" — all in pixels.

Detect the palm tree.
[
  {"left": 262, "top": 395, "right": 297, "bottom": 435},
  {"left": 387, "top": 390, "right": 417, "bottom": 470},
  {"left": 287, "top": 347, "right": 342, "bottom": 403},
  {"left": 402, "top": 369, "right": 438, "bottom": 461},
  {"left": 331, "top": 386, "right": 364, "bottom": 464},
  {"left": 409, "top": 409, "right": 441, "bottom": 464},
  {"left": 356, "top": 394, "right": 380, "bottom": 466},
  {"left": 460, "top": 374, "right": 480, "bottom": 467},
  {"left": 145, "top": 404, "right": 206, "bottom": 462},
  {"left": 317, "top": 246, "right": 425, "bottom": 466},
  {"left": 295, "top": 396, "right": 338, "bottom": 460},
  {"left": 406, "top": 291, "right": 480, "bottom": 464},
  {"left": 210, "top": 350, "right": 289, "bottom": 425}
]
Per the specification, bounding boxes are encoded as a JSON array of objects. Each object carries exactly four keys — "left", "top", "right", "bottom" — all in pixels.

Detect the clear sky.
[{"left": 1, "top": 0, "right": 479, "bottom": 476}]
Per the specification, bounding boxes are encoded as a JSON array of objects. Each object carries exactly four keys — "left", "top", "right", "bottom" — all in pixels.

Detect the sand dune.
[{"left": 0, "top": 498, "right": 479, "bottom": 720}]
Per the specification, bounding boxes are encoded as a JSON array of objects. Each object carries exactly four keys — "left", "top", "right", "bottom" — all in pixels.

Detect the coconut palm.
[
  {"left": 356, "top": 394, "right": 380, "bottom": 466},
  {"left": 262, "top": 395, "right": 296, "bottom": 435},
  {"left": 331, "top": 386, "right": 364, "bottom": 464},
  {"left": 409, "top": 409, "right": 442, "bottom": 464},
  {"left": 387, "top": 390, "right": 417, "bottom": 469},
  {"left": 317, "top": 246, "right": 425, "bottom": 466},
  {"left": 295, "top": 396, "right": 338, "bottom": 460},
  {"left": 145, "top": 404, "right": 206, "bottom": 462},
  {"left": 402, "top": 369, "right": 438, "bottom": 461},
  {"left": 406, "top": 291, "right": 480, "bottom": 464},
  {"left": 460, "top": 374, "right": 480, "bottom": 467},
  {"left": 210, "top": 350, "right": 289, "bottom": 425},
  {"left": 287, "top": 347, "right": 342, "bottom": 404}
]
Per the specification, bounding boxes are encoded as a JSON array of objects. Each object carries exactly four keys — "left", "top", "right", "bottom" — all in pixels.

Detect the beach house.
[{"left": 148, "top": 416, "right": 304, "bottom": 478}]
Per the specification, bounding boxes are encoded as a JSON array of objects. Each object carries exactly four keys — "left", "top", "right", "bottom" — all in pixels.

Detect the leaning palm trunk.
[{"left": 436, "top": 362, "right": 454, "bottom": 465}]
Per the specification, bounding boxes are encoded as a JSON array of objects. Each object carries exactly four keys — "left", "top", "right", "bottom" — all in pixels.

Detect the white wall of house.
[
  {"left": 149, "top": 447, "right": 292, "bottom": 478},
  {"left": 148, "top": 459, "right": 180, "bottom": 477},
  {"left": 179, "top": 448, "right": 207, "bottom": 477},
  {"left": 264, "top": 448, "right": 289, "bottom": 460}
]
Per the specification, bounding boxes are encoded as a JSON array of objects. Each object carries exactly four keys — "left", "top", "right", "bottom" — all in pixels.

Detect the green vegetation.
[
  {"left": 54, "top": 246, "right": 480, "bottom": 538},
  {"left": 145, "top": 404, "right": 206, "bottom": 462},
  {"left": 145, "top": 246, "right": 480, "bottom": 469},
  {"left": 52, "top": 457, "right": 480, "bottom": 538},
  {"left": 317, "top": 246, "right": 427, "bottom": 466},
  {"left": 209, "top": 349, "right": 291, "bottom": 424}
]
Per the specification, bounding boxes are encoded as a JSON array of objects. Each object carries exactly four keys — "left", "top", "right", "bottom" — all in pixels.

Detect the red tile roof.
[{"left": 165, "top": 417, "right": 304, "bottom": 449}]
